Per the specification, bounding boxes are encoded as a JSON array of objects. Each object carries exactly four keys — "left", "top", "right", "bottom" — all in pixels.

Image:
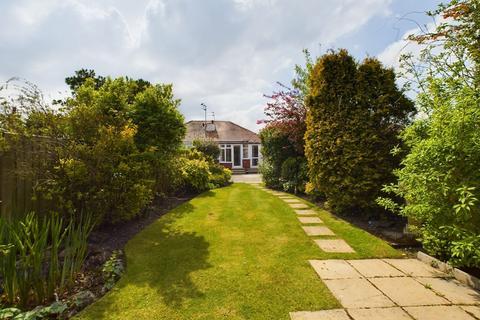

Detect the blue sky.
[{"left": 0, "top": 0, "right": 441, "bottom": 131}]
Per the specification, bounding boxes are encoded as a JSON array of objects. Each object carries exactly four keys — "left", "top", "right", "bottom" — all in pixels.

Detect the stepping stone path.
[
  {"left": 262, "top": 188, "right": 356, "bottom": 254},
  {"left": 259, "top": 186, "right": 480, "bottom": 320}
]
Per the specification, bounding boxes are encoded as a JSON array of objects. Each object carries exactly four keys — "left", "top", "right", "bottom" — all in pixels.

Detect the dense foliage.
[
  {"left": 305, "top": 49, "right": 415, "bottom": 214},
  {"left": 0, "top": 73, "right": 188, "bottom": 226},
  {"left": 192, "top": 138, "right": 220, "bottom": 160},
  {"left": 378, "top": 0, "right": 480, "bottom": 267},
  {"left": 44, "top": 78, "right": 185, "bottom": 224},
  {"left": 259, "top": 54, "right": 310, "bottom": 192},
  {"left": 180, "top": 146, "right": 231, "bottom": 192}
]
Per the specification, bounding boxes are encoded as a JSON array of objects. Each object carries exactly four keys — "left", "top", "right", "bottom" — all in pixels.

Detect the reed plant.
[{"left": 0, "top": 212, "right": 95, "bottom": 307}]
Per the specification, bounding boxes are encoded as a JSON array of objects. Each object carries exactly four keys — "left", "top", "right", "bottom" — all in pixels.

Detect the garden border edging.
[{"left": 416, "top": 251, "right": 480, "bottom": 290}]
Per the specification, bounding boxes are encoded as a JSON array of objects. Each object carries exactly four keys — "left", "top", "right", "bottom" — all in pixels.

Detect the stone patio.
[{"left": 293, "top": 259, "right": 480, "bottom": 319}]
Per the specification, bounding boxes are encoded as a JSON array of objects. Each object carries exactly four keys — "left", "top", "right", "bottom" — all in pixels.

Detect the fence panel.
[{"left": 0, "top": 134, "right": 52, "bottom": 220}]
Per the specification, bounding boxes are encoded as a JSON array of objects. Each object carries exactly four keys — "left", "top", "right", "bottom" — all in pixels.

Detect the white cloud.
[{"left": 1, "top": 0, "right": 406, "bottom": 131}]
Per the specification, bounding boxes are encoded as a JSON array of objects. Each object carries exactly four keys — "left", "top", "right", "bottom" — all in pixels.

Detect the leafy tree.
[
  {"left": 261, "top": 84, "right": 306, "bottom": 155},
  {"left": 305, "top": 49, "right": 414, "bottom": 214},
  {"left": 378, "top": 0, "right": 480, "bottom": 267},
  {"left": 65, "top": 69, "right": 105, "bottom": 93},
  {"left": 131, "top": 84, "right": 185, "bottom": 153},
  {"left": 292, "top": 49, "right": 315, "bottom": 97},
  {"left": 65, "top": 69, "right": 151, "bottom": 98}
]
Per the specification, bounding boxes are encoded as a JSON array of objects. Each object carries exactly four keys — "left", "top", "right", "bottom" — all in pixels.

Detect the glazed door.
[{"left": 233, "top": 145, "right": 242, "bottom": 168}]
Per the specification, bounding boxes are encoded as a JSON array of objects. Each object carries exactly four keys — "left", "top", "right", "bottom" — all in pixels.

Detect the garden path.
[{"left": 249, "top": 184, "right": 480, "bottom": 320}]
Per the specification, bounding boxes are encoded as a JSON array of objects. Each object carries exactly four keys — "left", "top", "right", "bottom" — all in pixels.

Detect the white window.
[
  {"left": 243, "top": 144, "right": 249, "bottom": 158},
  {"left": 220, "top": 144, "right": 232, "bottom": 162},
  {"left": 251, "top": 145, "right": 259, "bottom": 167},
  {"left": 226, "top": 148, "right": 232, "bottom": 162}
]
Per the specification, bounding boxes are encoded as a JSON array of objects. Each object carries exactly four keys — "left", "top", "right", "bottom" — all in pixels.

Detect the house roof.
[{"left": 184, "top": 120, "right": 260, "bottom": 143}]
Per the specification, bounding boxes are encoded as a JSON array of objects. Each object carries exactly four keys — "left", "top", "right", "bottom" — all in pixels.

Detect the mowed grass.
[{"left": 77, "top": 183, "right": 400, "bottom": 320}]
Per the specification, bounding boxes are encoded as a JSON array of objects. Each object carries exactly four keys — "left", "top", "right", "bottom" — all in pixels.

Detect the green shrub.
[
  {"left": 259, "top": 160, "right": 281, "bottom": 189},
  {"left": 180, "top": 158, "right": 211, "bottom": 192},
  {"left": 378, "top": 0, "right": 480, "bottom": 267},
  {"left": 193, "top": 138, "right": 220, "bottom": 160},
  {"left": 379, "top": 85, "right": 480, "bottom": 267},
  {"left": 209, "top": 163, "right": 232, "bottom": 187},
  {"left": 280, "top": 157, "right": 308, "bottom": 194},
  {"left": 259, "top": 127, "right": 295, "bottom": 189},
  {"left": 45, "top": 122, "right": 155, "bottom": 224},
  {"left": 102, "top": 250, "right": 124, "bottom": 291},
  {"left": 2, "top": 76, "right": 186, "bottom": 225},
  {"left": 305, "top": 49, "right": 414, "bottom": 214}
]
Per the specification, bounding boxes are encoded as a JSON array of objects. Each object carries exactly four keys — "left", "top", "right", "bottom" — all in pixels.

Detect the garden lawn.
[{"left": 77, "top": 183, "right": 400, "bottom": 320}]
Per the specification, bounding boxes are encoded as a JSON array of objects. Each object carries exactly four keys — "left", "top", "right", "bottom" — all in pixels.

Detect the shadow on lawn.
[{"left": 102, "top": 192, "right": 215, "bottom": 313}]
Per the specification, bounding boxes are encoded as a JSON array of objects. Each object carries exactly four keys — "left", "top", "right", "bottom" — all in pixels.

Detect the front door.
[{"left": 233, "top": 145, "right": 242, "bottom": 168}]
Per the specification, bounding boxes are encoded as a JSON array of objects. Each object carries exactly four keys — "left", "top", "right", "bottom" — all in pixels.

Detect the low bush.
[
  {"left": 102, "top": 250, "right": 124, "bottom": 291},
  {"left": 180, "top": 157, "right": 211, "bottom": 193},
  {"left": 259, "top": 160, "right": 281, "bottom": 189},
  {"left": 280, "top": 157, "right": 308, "bottom": 194},
  {"left": 209, "top": 163, "right": 232, "bottom": 188}
]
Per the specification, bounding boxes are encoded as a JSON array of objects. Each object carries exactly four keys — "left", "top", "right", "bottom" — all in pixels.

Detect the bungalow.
[{"left": 184, "top": 120, "right": 261, "bottom": 174}]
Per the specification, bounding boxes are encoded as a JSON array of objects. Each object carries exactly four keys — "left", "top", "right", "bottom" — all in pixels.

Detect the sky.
[{"left": 0, "top": 0, "right": 442, "bottom": 132}]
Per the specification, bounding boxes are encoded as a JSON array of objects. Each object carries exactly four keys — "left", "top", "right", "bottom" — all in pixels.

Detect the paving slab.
[
  {"left": 290, "top": 203, "right": 310, "bottom": 209},
  {"left": 347, "top": 307, "right": 412, "bottom": 320},
  {"left": 370, "top": 277, "right": 449, "bottom": 306},
  {"left": 309, "top": 260, "right": 362, "bottom": 280},
  {"left": 416, "top": 277, "right": 480, "bottom": 305},
  {"left": 347, "top": 259, "right": 405, "bottom": 278},
  {"left": 315, "top": 239, "right": 355, "bottom": 253},
  {"left": 298, "top": 217, "right": 323, "bottom": 224},
  {"left": 462, "top": 306, "right": 480, "bottom": 319},
  {"left": 302, "top": 226, "right": 335, "bottom": 236},
  {"left": 383, "top": 259, "right": 446, "bottom": 277},
  {"left": 289, "top": 309, "right": 350, "bottom": 320},
  {"left": 295, "top": 209, "right": 318, "bottom": 216},
  {"left": 284, "top": 199, "right": 303, "bottom": 204},
  {"left": 323, "top": 278, "right": 395, "bottom": 308},
  {"left": 404, "top": 306, "right": 475, "bottom": 320}
]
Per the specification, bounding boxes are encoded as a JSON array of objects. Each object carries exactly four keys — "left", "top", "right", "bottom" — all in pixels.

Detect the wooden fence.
[{"left": 0, "top": 133, "right": 52, "bottom": 220}]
